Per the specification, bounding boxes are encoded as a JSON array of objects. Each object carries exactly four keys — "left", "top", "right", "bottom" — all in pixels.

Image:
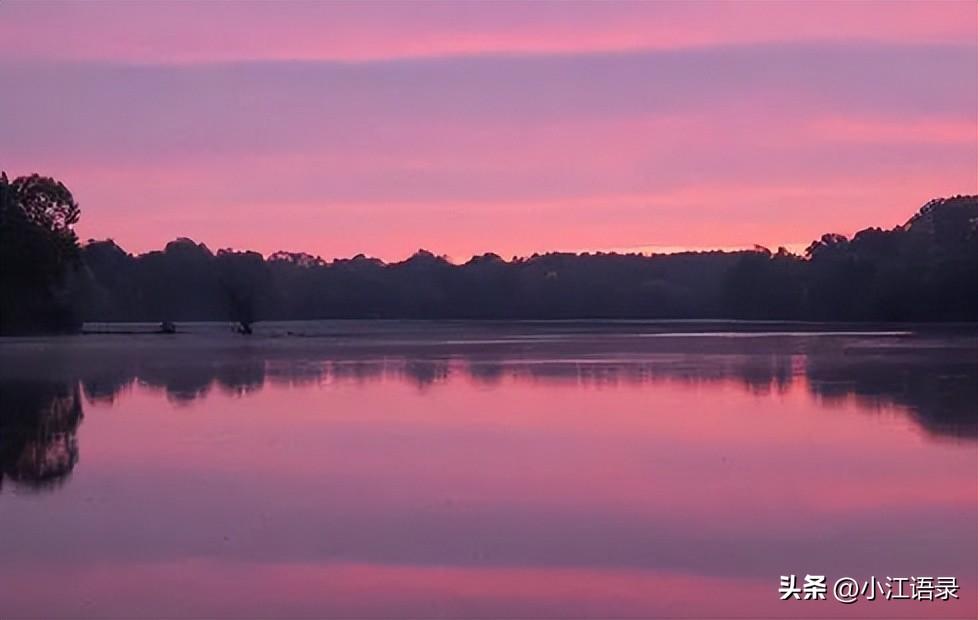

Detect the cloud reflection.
[
  {"left": 0, "top": 332, "right": 975, "bottom": 617},
  {"left": 63, "top": 347, "right": 978, "bottom": 440},
  {"left": 0, "top": 334, "right": 973, "bottom": 494}
]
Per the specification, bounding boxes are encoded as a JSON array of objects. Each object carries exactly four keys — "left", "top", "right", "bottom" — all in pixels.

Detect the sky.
[{"left": 1, "top": 1, "right": 976, "bottom": 262}]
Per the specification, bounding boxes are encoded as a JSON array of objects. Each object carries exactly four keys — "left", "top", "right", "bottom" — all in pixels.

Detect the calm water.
[{"left": 1, "top": 323, "right": 976, "bottom": 618}]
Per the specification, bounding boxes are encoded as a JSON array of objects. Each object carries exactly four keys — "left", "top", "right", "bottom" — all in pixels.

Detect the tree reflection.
[
  {"left": 138, "top": 364, "right": 215, "bottom": 403},
  {"left": 1, "top": 341, "right": 974, "bottom": 496},
  {"left": 215, "top": 358, "right": 265, "bottom": 396},
  {"left": 806, "top": 355, "right": 978, "bottom": 440},
  {"left": 34, "top": 349, "right": 974, "bottom": 440},
  {"left": 0, "top": 380, "right": 83, "bottom": 492}
]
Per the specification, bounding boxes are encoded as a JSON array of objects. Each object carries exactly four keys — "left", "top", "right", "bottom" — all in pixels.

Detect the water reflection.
[
  {"left": 56, "top": 350, "right": 978, "bottom": 440},
  {"left": 0, "top": 380, "right": 83, "bottom": 492},
  {"left": 0, "top": 333, "right": 975, "bottom": 617},
  {"left": 1, "top": 346, "right": 973, "bottom": 495},
  {"left": 806, "top": 355, "right": 978, "bottom": 440}
]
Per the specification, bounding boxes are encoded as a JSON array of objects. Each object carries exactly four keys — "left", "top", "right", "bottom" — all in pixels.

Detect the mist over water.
[{"left": 1, "top": 323, "right": 975, "bottom": 617}]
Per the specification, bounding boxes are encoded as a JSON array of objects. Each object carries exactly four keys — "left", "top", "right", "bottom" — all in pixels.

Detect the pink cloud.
[
  {"left": 1, "top": 1, "right": 974, "bottom": 63},
  {"left": 0, "top": 3, "right": 974, "bottom": 260}
]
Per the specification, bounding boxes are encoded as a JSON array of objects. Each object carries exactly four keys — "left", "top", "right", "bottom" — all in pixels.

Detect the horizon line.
[
  {"left": 73, "top": 237, "right": 839, "bottom": 266},
  {"left": 78, "top": 193, "right": 975, "bottom": 265}
]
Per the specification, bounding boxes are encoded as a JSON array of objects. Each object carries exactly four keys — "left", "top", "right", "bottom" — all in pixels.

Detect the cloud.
[
  {"left": 2, "top": 41, "right": 973, "bottom": 158},
  {"left": 1, "top": 22, "right": 974, "bottom": 260},
  {"left": 0, "top": 1, "right": 974, "bottom": 63}
]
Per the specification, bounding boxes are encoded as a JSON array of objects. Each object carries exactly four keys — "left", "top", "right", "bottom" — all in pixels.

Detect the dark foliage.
[
  {"left": 2, "top": 171, "right": 975, "bottom": 328},
  {"left": 81, "top": 242, "right": 750, "bottom": 321},
  {"left": 79, "top": 196, "right": 977, "bottom": 323},
  {"left": 0, "top": 172, "right": 83, "bottom": 334}
]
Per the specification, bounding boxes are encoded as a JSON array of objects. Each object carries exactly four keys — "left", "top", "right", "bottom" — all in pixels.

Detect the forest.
[{"left": 1, "top": 171, "right": 976, "bottom": 334}]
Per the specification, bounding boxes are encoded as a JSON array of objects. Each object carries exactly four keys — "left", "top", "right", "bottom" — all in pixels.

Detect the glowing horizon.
[{"left": 1, "top": 1, "right": 975, "bottom": 262}]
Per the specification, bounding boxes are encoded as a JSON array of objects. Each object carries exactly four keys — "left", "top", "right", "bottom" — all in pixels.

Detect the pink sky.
[{"left": 1, "top": 1, "right": 975, "bottom": 261}]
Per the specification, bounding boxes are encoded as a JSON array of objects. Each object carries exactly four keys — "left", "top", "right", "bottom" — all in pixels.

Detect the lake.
[{"left": 1, "top": 322, "right": 976, "bottom": 618}]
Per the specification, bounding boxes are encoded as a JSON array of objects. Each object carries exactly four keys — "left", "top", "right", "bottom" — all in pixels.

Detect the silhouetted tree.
[
  {"left": 0, "top": 173, "right": 83, "bottom": 334},
  {"left": 66, "top": 194, "right": 978, "bottom": 324},
  {"left": 216, "top": 249, "right": 269, "bottom": 333}
]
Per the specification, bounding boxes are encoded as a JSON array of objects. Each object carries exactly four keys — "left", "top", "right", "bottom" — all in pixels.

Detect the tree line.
[{"left": 1, "top": 171, "right": 976, "bottom": 334}]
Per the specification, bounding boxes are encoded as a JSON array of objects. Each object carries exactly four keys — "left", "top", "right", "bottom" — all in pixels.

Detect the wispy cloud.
[{"left": 1, "top": 3, "right": 974, "bottom": 260}]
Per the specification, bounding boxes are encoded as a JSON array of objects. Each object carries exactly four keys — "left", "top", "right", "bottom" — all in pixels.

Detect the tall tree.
[{"left": 0, "top": 173, "right": 83, "bottom": 334}]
